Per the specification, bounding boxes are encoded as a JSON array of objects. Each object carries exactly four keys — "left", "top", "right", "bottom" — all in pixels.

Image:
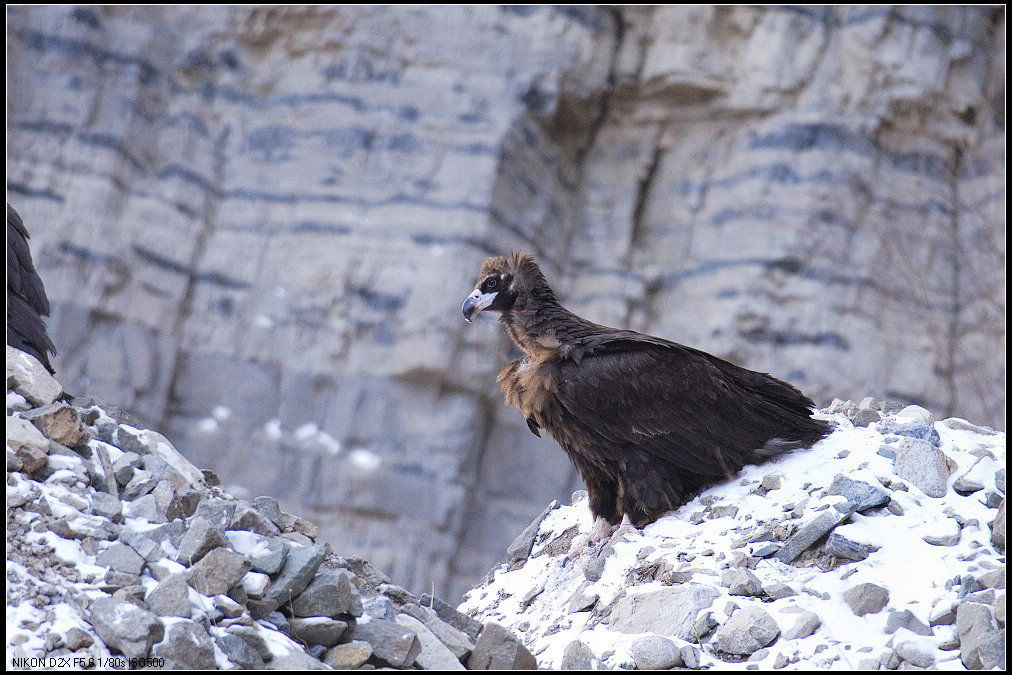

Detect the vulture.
[
  {"left": 7, "top": 203, "right": 58, "bottom": 373},
  {"left": 462, "top": 252, "right": 832, "bottom": 528}
]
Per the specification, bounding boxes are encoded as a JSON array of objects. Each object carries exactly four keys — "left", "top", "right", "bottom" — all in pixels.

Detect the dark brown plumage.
[
  {"left": 7, "top": 203, "right": 57, "bottom": 373},
  {"left": 463, "top": 252, "right": 832, "bottom": 528}
]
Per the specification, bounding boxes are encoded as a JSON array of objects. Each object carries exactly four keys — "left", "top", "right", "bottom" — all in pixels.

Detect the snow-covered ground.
[{"left": 460, "top": 404, "right": 1006, "bottom": 670}]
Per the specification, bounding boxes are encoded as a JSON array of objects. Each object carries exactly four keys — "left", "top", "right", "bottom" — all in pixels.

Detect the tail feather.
[{"left": 7, "top": 203, "right": 57, "bottom": 373}]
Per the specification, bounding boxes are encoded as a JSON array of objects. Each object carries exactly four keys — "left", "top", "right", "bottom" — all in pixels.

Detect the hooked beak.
[{"left": 462, "top": 289, "right": 498, "bottom": 322}]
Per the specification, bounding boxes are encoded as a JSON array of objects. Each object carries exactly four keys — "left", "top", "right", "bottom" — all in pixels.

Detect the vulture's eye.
[{"left": 485, "top": 278, "right": 498, "bottom": 290}]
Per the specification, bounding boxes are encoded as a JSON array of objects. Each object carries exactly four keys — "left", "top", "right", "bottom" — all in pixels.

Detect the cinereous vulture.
[
  {"left": 463, "top": 252, "right": 832, "bottom": 528},
  {"left": 7, "top": 203, "right": 57, "bottom": 373}
]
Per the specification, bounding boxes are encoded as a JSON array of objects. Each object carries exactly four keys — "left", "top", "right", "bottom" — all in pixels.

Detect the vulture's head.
[{"left": 461, "top": 252, "right": 555, "bottom": 322}]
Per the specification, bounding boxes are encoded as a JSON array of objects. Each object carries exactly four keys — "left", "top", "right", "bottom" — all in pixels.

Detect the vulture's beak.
[{"left": 462, "top": 289, "right": 497, "bottom": 322}]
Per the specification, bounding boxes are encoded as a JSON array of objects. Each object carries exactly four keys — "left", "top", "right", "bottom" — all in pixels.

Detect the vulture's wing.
[
  {"left": 554, "top": 338, "right": 820, "bottom": 479},
  {"left": 7, "top": 204, "right": 57, "bottom": 372}
]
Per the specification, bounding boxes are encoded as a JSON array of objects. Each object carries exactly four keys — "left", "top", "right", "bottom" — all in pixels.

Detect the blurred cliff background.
[{"left": 6, "top": 5, "right": 1004, "bottom": 602}]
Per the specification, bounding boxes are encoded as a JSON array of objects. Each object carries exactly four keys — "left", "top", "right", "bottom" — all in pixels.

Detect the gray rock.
[
  {"left": 784, "top": 610, "right": 822, "bottom": 639},
  {"left": 213, "top": 593, "right": 244, "bottom": 619},
  {"left": 291, "top": 568, "right": 362, "bottom": 618},
  {"left": 123, "top": 493, "right": 165, "bottom": 523},
  {"left": 709, "top": 504, "right": 740, "bottom": 519},
  {"left": 560, "top": 639, "right": 597, "bottom": 670},
  {"left": 115, "top": 426, "right": 151, "bottom": 456},
  {"left": 65, "top": 626, "right": 93, "bottom": 651},
  {"left": 467, "top": 621, "right": 537, "bottom": 670},
  {"left": 630, "top": 635, "right": 682, "bottom": 670},
  {"left": 290, "top": 617, "right": 349, "bottom": 647},
  {"left": 963, "top": 588, "right": 997, "bottom": 605},
  {"left": 929, "top": 600, "right": 957, "bottom": 626},
  {"left": 112, "top": 452, "right": 142, "bottom": 487},
  {"left": 825, "top": 532, "right": 879, "bottom": 561},
  {"left": 729, "top": 568, "right": 763, "bottom": 597},
  {"left": 175, "top": 516, "right": 231, "bottom": 566},
  {"left": 885, "top": 609, "right": 932, "bottom": 636},
  {"left": 172, "top": 487, "right": 202, "bottom": 519},
  {"left": 567, "top": 580, "right": 599, "bottom": 613},
  {"left": 88, "top": 596, "right": 164, "bottom": 659},
  {"left": 230, "top": 502, "right": 282, "bottom": 536},
  {"left": 757, "top": 474, "right": 783, "bottom": 494},
  {"left": 894, "top": 640, "right": 935, "bottom": 668},
  {"left": 419, "top": 593, "right": 484, "bottom": 642},
  {"left": 843, "top": 583, "right": 889, "bottom": 616},
  {"left": 692, "top": 611, "right": 719, "bottom": 641},
  {"left": 876, "top": 416, "right": 940, "bottom": 445},
  {"left": 226, "top": 625, "right": 274, "bottom": 663},
  {"left": 263, "top": 611, "right": 291, "bottom": 635},
  {"left": 825, "top": 474, "right": 890, "bottom": 511},
  {"left": 267, "top": 649, "right": 330, "bottom": 670},
  {"left": 401, "top": 605, "right": 475, "bottom": 661},
  {"left": 351, "top": 616, "right": 422, "bottom": 668},
  {"left": 253, "top": 543, "right": 326, "bottom": 618},
  {"left": 188, "top": 547, "right": 252, "bottom": 596},
  {"left": 508, "top": 500, "right": 560, "bottom": 563},
  {"left": 977, "top": 628, "right": 1005, "bottom": 670},
  {"left": 145, "top": 518, "right": 187, "bottom": 546},
  {"left": 96, "top": 542, "right": 146, "bottom": 576},
  {"left": 148, "top": 480, "right": 181, "bottom": 520},
  {"left": 877, "top": 445, "right": 897, "bottom": 459},
  {"left": 147, "top": 558, "right": 186, "bottom": 583},
  {"left": 397, "top": 613, "right": 467, "bottom": 670},
  {"left": 894, "top": 437, "right": 951, "bottom": 497},
  {"left": 880, "top": 649, "right": 901, "bottom": 669},
  {"left": 776, "top": 508, "right": 851, "bottom": 563},
  {"left": 953, "top": 474, "right": 985, "bottom": 495},
  {"left": 89, "top": 491, "right": 124, "bottom": 523},
  {"left": 363, "top": 593, "right": 397, "bottom": 620},
  {"left": 7, "top": 446, "right": 23, "bottom": 472},
  {"left": 249, "top": 536, "right": 288, "bottom": 575},
  {"left": 118, "top": 529, "right": 163, "bottom": 562},
  {"left": 153, "top": 620, "right": 216, "bottom": 669},
  {"left": 291, "top": 516, "right": 320, "bottom": 540},
  {"left": 51, "top": 514, "right": 120, "bottom": 541},
  {"left": 714, "top": 606, "right": 780, "bottom": 655},
  {"left": 145, "top": 573, "right": 193, "bottom": 617},
  {"left": 851, "top": 408, "right": 881, "bottom": 427},
  {"left": 192, "top": 499, "right": 240, "bottom": 531},
  {"left": 609, "top": 584, "right": 721, "bottom": 642},
  {"left": 104, "top": 570, "right": 143, "bottom": 590},
  {"left": 7, "top": 416, "right": 50, "bottom": 473},
  {"left": 957, "top": 602, "right": 998, "bottom": 669},
  {"left": 253, "top": 495, "right": 284, "bottom": 526},
  {"left": 121, "top": 469, "right": 159, "bottom": 501},
  {"left": 584, "top": 545, "right": 616, "bottom": 582},
  {"left": 922, "top": 519, "right": 961, "bottom": 546},
  {"left": 752, "top": 543, "right": 780, "bottom": 558},
  {"left": 216, "top": 633, "right": 266, "bottom": 669},
  {"left": 324, "top": 640, "right": 372, "bottom": 669},
  {"left": 113, "top": 585, "right": 147, "bottom": 608},
  {"left": 680, "top": 645, "right": 704, "bottom": 669},
  {"left": 978, "top": 568, "right": 1005, "bottom": 590},
  {"left": 378, "top": 582, "right": 414, "bottom": 604},
  {"left": 7, "top": 346, "right": 63, "bottom": 406}
]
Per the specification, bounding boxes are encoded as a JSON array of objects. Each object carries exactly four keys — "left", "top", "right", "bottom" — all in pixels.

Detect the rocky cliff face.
[{"left": 7, "top": 5, "right": 1005, "bottom": 601}]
